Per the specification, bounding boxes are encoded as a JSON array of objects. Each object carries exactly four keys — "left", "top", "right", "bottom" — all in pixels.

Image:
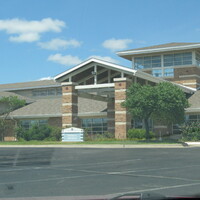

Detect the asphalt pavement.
[{"left": 0, "top": 147, "right": 200, "bottom": 199}]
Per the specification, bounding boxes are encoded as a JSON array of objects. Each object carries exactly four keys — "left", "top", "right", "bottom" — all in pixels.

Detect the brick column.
[
  {"left": 114, "top": 78, "right": 132, "bottom": 139},
  {"left": 107, "top": 99, "right": 115, "bottom": 134},
  {"left": 61, "top": 82, "right": 78, "bottom": 128}
]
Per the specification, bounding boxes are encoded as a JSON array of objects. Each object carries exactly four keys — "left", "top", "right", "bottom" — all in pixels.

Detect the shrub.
[
  {"left": 182, "top": 122, "right": 200, "bottom": 141},
  {"left": 16, "top": 124, "right": 61, "bottom": 141},
  {"left": 127, "top": 128, "right": 155, "bottom": 139}
]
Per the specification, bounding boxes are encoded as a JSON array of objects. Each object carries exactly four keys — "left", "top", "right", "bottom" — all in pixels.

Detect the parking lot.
[{"left": 0, "top": 147, "right": 200, "bottom": 199}]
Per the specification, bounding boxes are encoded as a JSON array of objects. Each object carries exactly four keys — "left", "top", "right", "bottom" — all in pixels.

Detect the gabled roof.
[
  {"left": 54, "top": 57, "right": 136, "bottom": 81},
  {"left": 0, "top": 80, "right": 61, "bottom": 92},
  {"left": 117, "top": 42, "right": 200, "bottom": 60}
]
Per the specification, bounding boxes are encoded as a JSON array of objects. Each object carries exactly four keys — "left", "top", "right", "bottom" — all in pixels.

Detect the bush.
[
  {"left": 182, "top": 122, "right": 200, "bottom": 141},
  {"left": 16, "top": 124, "right": 62, "bottom": 141},
  {"left": 84, "top": 130, "right": 115, "bottom": 141},
  {"left": 127, "top": 129, "right": 155, "bottom": 139}
]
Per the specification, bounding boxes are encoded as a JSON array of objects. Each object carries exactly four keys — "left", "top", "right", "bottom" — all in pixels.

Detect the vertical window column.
[
  {"left": 107, "top": 99, "right": 115, "bottom": 134},
  {"left": 61, "top": 82, "right": 78, "bottom": 128}
]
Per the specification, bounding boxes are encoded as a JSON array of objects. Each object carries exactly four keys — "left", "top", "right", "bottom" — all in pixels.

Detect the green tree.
[
  {"left": 122, "top": 82, "right": 189, "bottom": 140},
  {"left": 0, "top": 96, "right": 26, "bottom": 141}
]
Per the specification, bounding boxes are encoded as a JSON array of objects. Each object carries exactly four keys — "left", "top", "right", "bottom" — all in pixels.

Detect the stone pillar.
[
  {"left": 61, "top": 82, "right": 78, "bottom": 128},
  {"left": 107, "top": 99, "right": 115, "bottom": 134},
  {"left": 114, "top": 78, "right": 132, "bottom": 139}
]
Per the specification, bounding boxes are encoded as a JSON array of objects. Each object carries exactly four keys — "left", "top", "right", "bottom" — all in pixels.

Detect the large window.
[
  {"left": 134, "top": 55, "right": 161, "bottom": 69},
  {"left": 164, "top": 52, "right": 192, "bottom": 67},
  {"left": 185, "top": 114, "right": 200, "bottom": 123},
  {"left": 20, "top": 119, "right": 48, "bottom": 129},
  {"left": 152, "top": 69, "right": 162, "bottom": 77},
  {"left": 32, "top": 88, "right": 62, "bottom": 97},
  {"left": 81, "top": 118, "right": 107, "bottom": 134}
]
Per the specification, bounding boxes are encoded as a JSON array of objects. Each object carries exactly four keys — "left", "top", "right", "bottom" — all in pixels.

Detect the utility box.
[{"left": 61, "top": 127, "right": 84, "bottom": 142}]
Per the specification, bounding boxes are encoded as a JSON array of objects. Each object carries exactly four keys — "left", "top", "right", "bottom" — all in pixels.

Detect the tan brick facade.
[
  {"left": 114, "top": 78, "right": 132, "bottom": 139},
  {"left": 62, "top": 82, "right": 78, "bottom": 128},
  {"left": 48, "top": 117, "right": 62, "bottom": 127}
]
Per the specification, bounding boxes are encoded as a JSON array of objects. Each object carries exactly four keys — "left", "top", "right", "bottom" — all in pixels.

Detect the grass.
[{"left": 0, "top": 138, "right": 181, "bottom": 145}]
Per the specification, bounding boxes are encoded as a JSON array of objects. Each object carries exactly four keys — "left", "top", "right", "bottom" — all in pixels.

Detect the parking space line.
[{"left": 109, "top": 182, "right": 200, "bottom": 196}]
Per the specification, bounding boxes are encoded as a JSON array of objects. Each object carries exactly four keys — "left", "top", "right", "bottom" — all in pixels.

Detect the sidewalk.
[{"left": 0, "top": 143, "right": 190, "bottom": 148}]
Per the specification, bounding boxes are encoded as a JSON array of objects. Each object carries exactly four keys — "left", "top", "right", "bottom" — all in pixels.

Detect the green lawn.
[{"left": 0, "top": 139, "right": 181, "bottom": 145}]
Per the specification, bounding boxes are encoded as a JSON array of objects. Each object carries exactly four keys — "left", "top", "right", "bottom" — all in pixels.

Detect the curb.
[{"left": 0, "top": 144, "right": 187, "bottom": 148}]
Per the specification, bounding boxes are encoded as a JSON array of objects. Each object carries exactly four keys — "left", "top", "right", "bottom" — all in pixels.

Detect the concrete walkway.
[{"left": 0, "top": 143, "right": 192, "bottom": 148}]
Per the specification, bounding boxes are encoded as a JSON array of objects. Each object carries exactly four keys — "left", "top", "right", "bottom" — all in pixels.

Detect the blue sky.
[{"left": 1, "top": 0, "right": 200, "bottom": 84}]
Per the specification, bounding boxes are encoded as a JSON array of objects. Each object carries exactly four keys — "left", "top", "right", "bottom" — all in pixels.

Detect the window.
[
  {"left": 164, "top": 68, "right": 174, "bottom": 77},
  {"left": 195, "top": 50, "right": 200, "bottom": 66},
  {"left": 81, "top": 118, "right": 107, "bottom": 134},
  {"left": 32, "top": 87, "right": 62, "bottom": 97},
  {"left": 134, "top": 55, "right": 161, "bottom": 69},
  {"left": 152, "top": 69, "right": 162, "bottom": 77},
  {"left": 185, "top": 114, "right": 200, "bottom": 123},
  {"left": 164, "top": 52, "right": 192, "bottom": 67},
  {"left": 20, "top": 119, "right": 48, "bottom": 129}
]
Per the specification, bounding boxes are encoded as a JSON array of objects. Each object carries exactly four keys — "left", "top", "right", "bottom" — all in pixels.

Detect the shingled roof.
[
  {"left": 186, "top": 91, "right": 200, "bottom": 113},
  {"left": 0, "top": 80, "right": 61, "bottom": 92},
  {"left": 0, "top": 91, "right": 34, "bottom": 104},
  {"left": 9, "top": 97, "right": 107, "bottom": 118}
]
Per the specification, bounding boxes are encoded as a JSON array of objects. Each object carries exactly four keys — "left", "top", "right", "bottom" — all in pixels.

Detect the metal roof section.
[
  {"left": 54, "top": 57, "right": 137, "bottom": 80},
  {"left": 54, "top": 57, "right": 163, "bottom": 84},
  {"left": 117, "top": 42, "right": 200, "bottom": 60},
  {"left": 0, "top": 80, "right": 61, "bottom": 92}
]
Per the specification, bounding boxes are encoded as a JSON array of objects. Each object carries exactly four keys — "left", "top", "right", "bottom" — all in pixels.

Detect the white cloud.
[
  {"left": 38, "top": 38, "right": 81, "bottom": 50},
  {"left": 0, "top": 18, "right": 65, "bottom": 42},
  {"left": 39, "top": 76, "right": 54, "bottom": 81},
  {"left": 48, "top": 54, "right": 82, "bottom": 66},
  {"left": 102, "top": 38, "right": 132, "bottom": 51},
  {"left": 89, "top": 55, "right": 119, "bottom": 64}
]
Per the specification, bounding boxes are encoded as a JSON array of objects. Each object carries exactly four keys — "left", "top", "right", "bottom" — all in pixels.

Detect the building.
[{"left": 0, "top": 42, "right": 200, "bottom": 141}]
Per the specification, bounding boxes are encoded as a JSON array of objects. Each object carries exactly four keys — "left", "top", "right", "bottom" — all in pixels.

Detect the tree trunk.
[{"left": 144, "top": 118, "right": 150, "bottom": 140}]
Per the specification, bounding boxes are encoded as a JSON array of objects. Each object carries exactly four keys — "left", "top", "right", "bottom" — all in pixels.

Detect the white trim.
[
  {"left": 61, "top": 82, "right": 78, "bottom": 86},
  {"left": 114, "top": 77, "right": 131, "bottom": 82},
  {"left": 62, "top": 113, "right": 78, "bottom": 117},
  {"left": 115, "top": 122, "right": 131, "bottom": 125},
  {"left": 115, "top": 100, "right": 124, "bottom": 103},
  {"left": 63, "top": 92, "right": 77, "bottom": 96},
  {"left": 75, "top": 83, "right": 114, "bottom": 90},
  {"left": 117, "top": 43, "right": 200, "bottom": 56},
  {"left": 62, "top": 103, "right": 77, "bottom": 106},
  {"left": 54, "top": 58, "right": 137, "bottom": 80},
  {"left": 115, "top": 89, "right": 126, "bottom": 92},
  {"left": 115, "top": 111, "right": 127, "bottom": 114}
]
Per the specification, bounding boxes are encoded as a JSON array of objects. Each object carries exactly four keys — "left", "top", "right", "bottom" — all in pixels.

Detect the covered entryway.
[{"left": 54, "top": 58, "right": 159, "bottom": 139}]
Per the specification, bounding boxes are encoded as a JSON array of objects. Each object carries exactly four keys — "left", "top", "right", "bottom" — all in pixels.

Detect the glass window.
[
  {"left": 81, "top": 118, "right": 107, "bottom": 134},
  {"left": 32, "top": 87, "right": 62, "bottom": 97},
  {"left": 48, "top": 88, "right": 56, "bottom": 96},
  {"left": 152, "top": 69, "right": 162, "bottom": 77},
  {"left": 134, "top": 55, "right": 161, "bottom": 69},
  {"left": 164, "top": 52, "right": 192, "bottom": 67},
  {"left": 20, "top": 119, "right": 48, "bottom": 129},
  {"left": 164, "top": 68, "right": 174, "bottom": 77}
]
